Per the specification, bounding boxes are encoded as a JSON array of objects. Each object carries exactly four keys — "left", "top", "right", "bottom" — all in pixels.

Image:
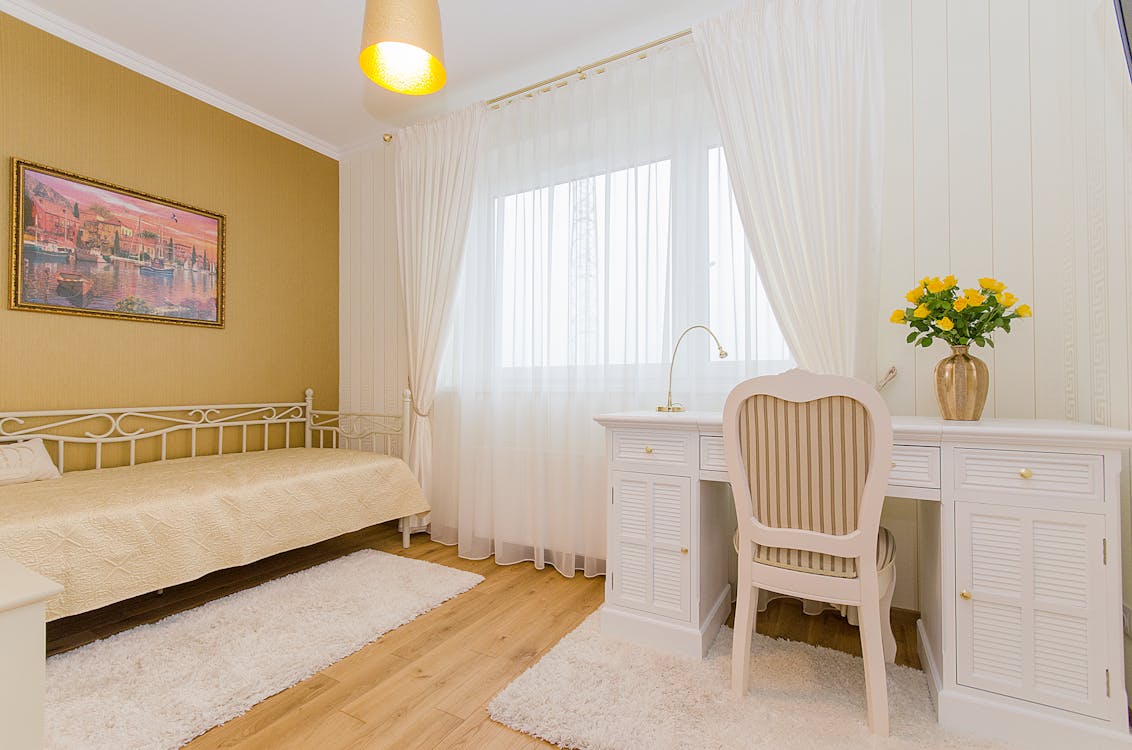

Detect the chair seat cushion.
[{"left": 733, "top": 526, "right": 896, "bottom": 579}]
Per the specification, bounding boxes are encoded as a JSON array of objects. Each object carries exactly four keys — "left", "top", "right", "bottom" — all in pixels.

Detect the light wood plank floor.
[{"left": 47, "top": 523, "right": 921, "bottom": 749}]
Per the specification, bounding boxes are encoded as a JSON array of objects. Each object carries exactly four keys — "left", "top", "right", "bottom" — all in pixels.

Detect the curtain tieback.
[{"left": 406, "top": 378, "right": 432, "bottom": 419}]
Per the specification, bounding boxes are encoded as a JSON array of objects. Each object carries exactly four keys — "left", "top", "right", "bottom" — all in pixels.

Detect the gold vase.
[{"left": 934, "top": 345, "right": 989, "bottom": 421}]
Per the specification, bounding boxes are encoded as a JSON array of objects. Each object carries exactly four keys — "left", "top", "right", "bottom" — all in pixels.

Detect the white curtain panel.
[
  {"left": 395, "top": 103, "right": 486, "bottom": 516},
  {"left": 430, "top": 40, "right": 792, "bottom": 576},
  {"left": 693, "top": 0, "right": 885, "bottom": 379}
]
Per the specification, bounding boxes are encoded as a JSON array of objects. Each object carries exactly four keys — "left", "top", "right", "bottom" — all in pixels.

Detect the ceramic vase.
[{"left": 934, "top": 345, "right": 989, "bottom": 421}]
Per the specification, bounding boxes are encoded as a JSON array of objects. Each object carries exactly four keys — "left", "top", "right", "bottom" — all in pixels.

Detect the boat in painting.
[
  {"left": 73, "top": 247, "right": 109, "bottom": 264},
  {"left": 139, "top": 260, "right": 174, "bottom": 277},
  {"left": 56, "top": 271, "right": 91, "bottom": 297},
  {"left": 23, "top": 240, "right": 71, "bottom": 262}
]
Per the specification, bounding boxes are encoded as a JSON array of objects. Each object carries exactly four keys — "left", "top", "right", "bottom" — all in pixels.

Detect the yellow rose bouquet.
[{"left": 891, "top": 275, "right": 1032, "bottom": 349}]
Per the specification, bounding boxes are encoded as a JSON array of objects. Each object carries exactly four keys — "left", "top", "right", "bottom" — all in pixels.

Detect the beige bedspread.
[{"left": 0, "top": 448, "right": 429, "bottom": 620}]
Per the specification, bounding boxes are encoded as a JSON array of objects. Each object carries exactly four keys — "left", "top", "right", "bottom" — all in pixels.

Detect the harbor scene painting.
[{"left": 9, "top": 160, "right": 225, "bottom": 327}]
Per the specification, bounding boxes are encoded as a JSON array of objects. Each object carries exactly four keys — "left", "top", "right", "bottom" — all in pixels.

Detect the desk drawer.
[
  {"left": 954, "top": 448, "right": 1104, "bottom": 503},
  {"left": 611, "top": 429, "right": 694, "bottom": 470},
  {"left": 700, "top": 436, "right": 727, "bottom": 473},
  {"left": 890, "top": 445, "right": 941, "bottom": 489}
]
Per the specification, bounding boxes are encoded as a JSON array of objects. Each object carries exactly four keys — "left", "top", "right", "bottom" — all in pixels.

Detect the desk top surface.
[{"left": 594, "top": 411, "right": 1132, "bottom": 450}]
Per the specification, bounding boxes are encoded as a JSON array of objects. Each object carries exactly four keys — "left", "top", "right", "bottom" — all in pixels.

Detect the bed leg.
[{"left": 402, "top": 518, "right": 411, "bottom": 549}]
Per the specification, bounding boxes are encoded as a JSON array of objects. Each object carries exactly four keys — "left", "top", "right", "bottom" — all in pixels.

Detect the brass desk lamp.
[{"left": 657, "top": 325, "right": 728, "bottom": 412}]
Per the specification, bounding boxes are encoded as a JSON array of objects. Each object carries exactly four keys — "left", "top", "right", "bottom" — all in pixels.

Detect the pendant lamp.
[{"left": 359, "top": 0, "right": 447, "bottom": 95}]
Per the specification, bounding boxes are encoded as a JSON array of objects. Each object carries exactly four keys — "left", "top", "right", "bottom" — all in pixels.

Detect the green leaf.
[{"left": 907, "top": 332, "right": 918, "bottom": 343}]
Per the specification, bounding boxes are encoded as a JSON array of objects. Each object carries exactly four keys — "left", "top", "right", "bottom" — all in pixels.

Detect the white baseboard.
[
  {"left": 916, "top": 618, "right": 942, "bottom": 709},
  {"left": 935, "top": 686, "right": 1132, "bottom": 750},
  {"left": 602, "top": 585, "right": 733, "bottom": 660}
]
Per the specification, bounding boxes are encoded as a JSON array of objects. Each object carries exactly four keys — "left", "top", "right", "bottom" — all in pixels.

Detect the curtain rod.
[{"left": 485, "top": 28, "right": 692, "bottom": 108}]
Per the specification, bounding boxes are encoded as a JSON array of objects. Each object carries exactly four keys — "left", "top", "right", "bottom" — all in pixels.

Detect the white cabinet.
[
  {"left": 599, "top": 422, "right": 732, "bottom": 659},
  {"left": 608, "top": 471, "right": 691, "bottom": 622},
  {"left": 954, "top": 501, "right": 1109, "bottom": 719},
  {"left": 933, "top": 441, "right": 1131, "bottom": 750}
]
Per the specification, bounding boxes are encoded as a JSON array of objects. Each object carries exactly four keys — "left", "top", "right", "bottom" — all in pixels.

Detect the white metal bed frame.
[{"left": 0, "top": 387, "right": 416, "bottom": 544}]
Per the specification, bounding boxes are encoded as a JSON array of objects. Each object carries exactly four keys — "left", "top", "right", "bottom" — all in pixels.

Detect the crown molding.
[{"left": 0, "top": 0, "right": 341, "bottom": 160}]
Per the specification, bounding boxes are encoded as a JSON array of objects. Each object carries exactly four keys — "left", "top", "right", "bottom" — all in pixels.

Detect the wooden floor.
[{"left": 47, "top": 523, "right": 921, "bottom": 749}]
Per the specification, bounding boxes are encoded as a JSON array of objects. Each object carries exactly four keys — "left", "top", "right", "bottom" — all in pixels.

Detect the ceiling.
[{"left": 1, "top": 0, "right": 739, "bottom": 158}]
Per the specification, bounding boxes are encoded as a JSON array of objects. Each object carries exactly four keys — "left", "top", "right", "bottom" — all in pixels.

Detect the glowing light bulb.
[{"left": 360, "top": 41, "right": 446, "bottom": 96}]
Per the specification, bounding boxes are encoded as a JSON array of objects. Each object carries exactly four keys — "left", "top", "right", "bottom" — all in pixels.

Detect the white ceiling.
[{"left": 1, "top": 0, "right": 739, "bottom": 158}]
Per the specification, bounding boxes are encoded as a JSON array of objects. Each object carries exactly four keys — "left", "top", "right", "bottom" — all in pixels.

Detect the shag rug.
[
  {"left": 490, "top": 613, "right": 1007, "bottom": 750},
  {"left": 45, "top": 549, "right": 483, "bottom": 750}
]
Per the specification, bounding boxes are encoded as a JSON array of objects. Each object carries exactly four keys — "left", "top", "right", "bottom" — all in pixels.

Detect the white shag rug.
[
  {"left": 490, "top": 613, "right": 1007, "bottom": 750},
  {"left": 46, "top": 549, "right": 483, "bottom": 750}
]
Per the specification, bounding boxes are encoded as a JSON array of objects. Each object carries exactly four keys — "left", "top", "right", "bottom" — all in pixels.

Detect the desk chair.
[{"left": 723, "top": 369, "right": 896, "bottom": 735}]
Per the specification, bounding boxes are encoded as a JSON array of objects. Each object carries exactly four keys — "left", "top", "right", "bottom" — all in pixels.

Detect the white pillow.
[{"left": 0, "top": 438, "right": 62, "bottom": 486}]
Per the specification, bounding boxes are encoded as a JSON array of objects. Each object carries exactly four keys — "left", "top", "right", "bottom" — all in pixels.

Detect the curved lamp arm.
[{"left": 658, "top": 325, "right": 728, "bottom": 413}]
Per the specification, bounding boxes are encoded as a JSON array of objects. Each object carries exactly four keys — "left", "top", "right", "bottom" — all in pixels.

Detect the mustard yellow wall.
[{"left": 0, "top": 13, "right": 338, "bottom": 411}]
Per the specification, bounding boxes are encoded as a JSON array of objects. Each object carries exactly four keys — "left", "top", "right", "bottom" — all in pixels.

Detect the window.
[
  {"left": 497, "top": 160, "right": 671, "bottom": 368},
  {"left": 492, "top": 148, "right": 789, "bottom": 374},
  {"left": 706, "top": 147, "right": 791, "bottom": 365}
]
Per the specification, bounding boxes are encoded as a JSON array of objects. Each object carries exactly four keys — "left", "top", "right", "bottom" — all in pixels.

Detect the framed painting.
[{"left": 9, "top": 159, "right": 225, "bottom": 327}]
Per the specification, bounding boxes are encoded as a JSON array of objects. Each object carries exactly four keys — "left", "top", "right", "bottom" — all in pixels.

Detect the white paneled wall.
[
  {"left": 877, "top": 0, "right": 1130, "bottom": 425},
  {"left": 876, "top": 0, "right": 1132, "bottom": 696},
  {"left": 339, "top": 0, "right": 1131, "bottom": 625},
  {"left": 339, "top": 142, "right": 408, "bottom": 418}
]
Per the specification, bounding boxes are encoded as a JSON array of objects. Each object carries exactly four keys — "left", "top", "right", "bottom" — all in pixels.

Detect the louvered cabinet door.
[
  {"left": 608, "top": 471, "right": 691, "bottom": 622},
  {"left": 954, "top": 502, "right": 1109, "bottom": 718}
]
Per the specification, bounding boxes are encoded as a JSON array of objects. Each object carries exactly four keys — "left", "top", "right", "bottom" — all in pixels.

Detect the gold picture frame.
[{"left": 9, "top": 158, "right": 226, "bottom": 328}]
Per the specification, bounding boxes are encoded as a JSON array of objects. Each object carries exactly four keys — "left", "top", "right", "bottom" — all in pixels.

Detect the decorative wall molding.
[
  {"left": 1064, "top": 252, "right": 1080, "bottom": 423},
  {"left": 0, "top": 0, "right": 340, "bottom": 159},
  {"left": 1087, "top": 149, "right": 1109, "bottom": 427}
]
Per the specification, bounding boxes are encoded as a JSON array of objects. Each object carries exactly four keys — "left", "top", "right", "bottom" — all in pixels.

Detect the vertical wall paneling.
[
  {"left": 987, "top": 0, "right": 1036, "bottom": 419},
  {"left": 880, "top": 0, "right": 1130, "bottom": 429},
  {"left": 339, "top": 142, "right": 408, "bottom": 431},
  {"left": 1031, "top": 1, "right": 1077, "bottom": 422},
  {"left": 945, "top": 1, "right": 994, "bottom": 417},
  {"left": 1104, "top": 5, "right": 1131, "bottom": 431},
  {"left": 878, "top": 0, "right": 916, "bottom": 417},
  {"left": 907, "top": 0, "right": 952, "bottom": 416}
]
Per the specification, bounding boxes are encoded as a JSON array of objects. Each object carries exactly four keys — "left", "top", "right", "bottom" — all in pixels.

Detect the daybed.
[{"left": 0, "top": 389, "right": 427, "bottom": 621}]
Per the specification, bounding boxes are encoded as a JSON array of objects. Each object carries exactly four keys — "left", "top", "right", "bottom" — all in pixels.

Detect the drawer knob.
[
  {"left": 1019, "top": 468, "right": 1033, "bottom": 479},
  {"left": 959, "top": 590, "right": 972, "bottom": 601},
  {"left": 644, "top": 446, "right": 653, "bottom": 455},
  {"left": 680, "top": 547, "right": 689, "bottom": 555},
  {"left": 891, "top": 461, "right": 897, "bottom": 469}
]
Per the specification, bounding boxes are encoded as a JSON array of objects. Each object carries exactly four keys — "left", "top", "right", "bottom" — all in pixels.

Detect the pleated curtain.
[
  {"left": 693, "top": 0, "right": 885, "bottom": 379},
  {"left": 429, "top": 40, "right": 792, "bottom": 576},
  {"left": 394, "top": 103, "right": 486, "bottom": 520}
]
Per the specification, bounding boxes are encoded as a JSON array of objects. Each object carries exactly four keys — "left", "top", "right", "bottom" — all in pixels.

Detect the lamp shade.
[{"left": 359, "top": 0, "right": 447, "bottom": 95}]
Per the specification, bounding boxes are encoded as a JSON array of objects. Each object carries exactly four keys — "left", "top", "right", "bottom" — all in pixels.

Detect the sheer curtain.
[
  {"left": 694, "top": 0, "right": 885, "bottom": 619},
  {"left": 429, "top": 40, "right": 792, "bottom": 576},
  {"left": 395, "top": 104, "right": 485, "bottom": 521},
  {"left": 693, "top": 0, "right": 884, "bottom": 379}
]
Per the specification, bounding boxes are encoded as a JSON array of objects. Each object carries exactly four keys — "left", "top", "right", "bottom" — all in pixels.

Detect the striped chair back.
[{"left": 736, "top": 392, "right": 875, "bottom": 577}]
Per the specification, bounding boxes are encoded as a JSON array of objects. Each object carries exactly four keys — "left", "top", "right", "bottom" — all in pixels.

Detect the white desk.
[{"left": 594, "top": 411, "right": 1132, "bottom": 750}]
